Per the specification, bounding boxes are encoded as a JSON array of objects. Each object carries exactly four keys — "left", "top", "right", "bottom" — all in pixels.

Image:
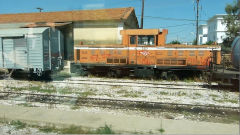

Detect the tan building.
[{"left": 0, "top": 7, "right": 139, "bottom": 60}]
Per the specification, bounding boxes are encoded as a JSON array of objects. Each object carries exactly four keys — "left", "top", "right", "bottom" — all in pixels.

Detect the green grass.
[
  {"left": 213, "top": 98, "right": 238, "bottom": 104},
  {"left": 183, "top": 78, "right": 194, "bottom": 83},
  {"left": 209, "top": 94, "right": 219, "bottom": 98},
  {"left": 158, "top": 128, "right": 165, "bottom": 134},
  {"left": 160, "top": 91, "right": 169, "bottom": 95},
  {"left": 194, "top": 93, "right": 202, "bottom": 97},
  {"left": 5, "top": 120, "right": 115, "bottom": 134},
  {"left": 176, "top": 91, "right": 187, "bottom": 96},
  {"left": 79, "top": 91, "right": 97, "bottom": 97},
  {"left": 38, "top": 125, "right": 58, "bottom": 133},
  {"left": 117, "top": 90, "right": 143, "bottom": 98},
  {"left": 39, "top": 124, "right": 115, "bottom": 134},
  {"left": 94, "top": 124, "right": 115, "bottom": 134},
  {"left": 10, "top": 120, "right": 27, "bottom": 129},
  {"left": 17, "top": 103, "right": 35, "bottom": 107},
  {"left": 121, "top": 91, "right": 143, "bottom": 98},
  {"left": 6, "top": 84, "right": 74, "bottom": 95}
]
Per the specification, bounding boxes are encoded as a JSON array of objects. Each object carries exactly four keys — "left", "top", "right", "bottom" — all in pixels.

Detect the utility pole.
[
  {"left": 36, "top": 7, "right": 43, "bottom": 12},
  {"left": 196, "top": 0, "right": 200, "bottom": 45},
  {"left": 140, "top": 0, "right": 144, "bottom": 29}
]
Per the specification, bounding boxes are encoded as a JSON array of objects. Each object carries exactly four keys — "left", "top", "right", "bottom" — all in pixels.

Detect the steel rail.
[
  {"left": 0, "top": 91, "right": 238, "bottom": 111},
  {"left": 52, "top": 80, "right": 209, "bottom": 90},
  {"left": 64, "top": 78, "right": 206, "bottom": 86}
]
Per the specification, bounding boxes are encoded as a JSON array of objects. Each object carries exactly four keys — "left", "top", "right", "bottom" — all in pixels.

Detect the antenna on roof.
[{"left": 36, "top": 7, "right": 43, "bottom": 12}]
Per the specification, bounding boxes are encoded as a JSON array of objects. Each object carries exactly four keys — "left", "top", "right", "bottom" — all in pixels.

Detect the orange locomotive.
[{"left": 71, "top": 29, "right": 221, "bottom": 78}]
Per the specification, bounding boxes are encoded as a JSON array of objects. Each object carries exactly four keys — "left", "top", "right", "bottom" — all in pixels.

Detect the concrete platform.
[{"left": 0, "top": 105, "right": 238, "bottom": 134}]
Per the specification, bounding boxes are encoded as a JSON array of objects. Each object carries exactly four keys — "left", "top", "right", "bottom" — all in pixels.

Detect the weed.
[
  {"left": 17, "top": 103, "right": 34, "bottom": 107},
  {"left": 148, "top": 130, "right": 153, "bottom": 134},
  {"left": 94, "top": 124, "right": 115, "bottom": 134},
  {"left": 160, "top": 91, "right": 169, "bottom": 95},
  {"left": 213, "top": 98, "right": 238, "bottom": 104},
  {"left": 194, "top": 93, "right": 202, "bottom": 97},
  {"left": 117, "top": 90, "right": 143, "bottom": 98},
  {"left": 210, "top": 94, "right": 219, "bottom": 98},
  {"left": 60, "top": 125, "right": 87, "bottom": 134},
  {"left": 39, "top": 125, "right": 57, "bottom": 133},
  {"left": 177, "top": 91, "right": 187, "bottom": 96},
  {"left": 183, "top": 78, "right": 194, "bottom": 83},
  {"left": 111, "top": 85, "right": 123, "bottom": 89},
  {"left": 158, "top": 128, "right": 165, "bottom": 134},
  {"left": 80, "top": 91, "right": 96, "bottom": 97},
  {"left": 10, "top": 120, "right": 26, "bottom": 129}
]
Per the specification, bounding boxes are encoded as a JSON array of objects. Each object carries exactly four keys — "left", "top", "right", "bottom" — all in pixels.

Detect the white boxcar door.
[
  {"left": 13, "top": 38, "right": 28, "bottom": 69},
  {"left": 0, "top": 38, "right": 3, "bottom": 68},
  {"left": 3, "top": 38, "right": 14, "bottom": 68}
]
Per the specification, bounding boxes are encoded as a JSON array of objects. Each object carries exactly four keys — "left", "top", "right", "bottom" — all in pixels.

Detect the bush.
[{"left": 168, "top": 40, "right": 181, "bottom": 44}]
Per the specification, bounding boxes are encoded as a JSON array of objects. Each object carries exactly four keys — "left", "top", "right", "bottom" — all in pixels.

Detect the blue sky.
[{"left": 0, "top": 0, "right": 235, "bottom": 43}]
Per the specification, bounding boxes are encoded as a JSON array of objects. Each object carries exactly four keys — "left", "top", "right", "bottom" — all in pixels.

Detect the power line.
[
  {"left": 162, "top": 23, "right": 195, "bottom": 28},
  {"left": 136, "top": 15, "right": 207, "bottom": 22}
]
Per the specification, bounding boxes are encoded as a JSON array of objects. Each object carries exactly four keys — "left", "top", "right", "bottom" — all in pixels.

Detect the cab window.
[
  {"left": 138, "top": 35, "right": 155, "bottom": 46},
  {"left": 130, "top": 36, "right": 136, "bottom": 45}
]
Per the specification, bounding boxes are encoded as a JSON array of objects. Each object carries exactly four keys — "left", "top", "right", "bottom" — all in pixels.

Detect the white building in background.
[
  {"left": 198, "top": 24, "right": 208, "bottom": 45},
  {"left": 207, "top": 14, "right": 227, "bottom": 44}
]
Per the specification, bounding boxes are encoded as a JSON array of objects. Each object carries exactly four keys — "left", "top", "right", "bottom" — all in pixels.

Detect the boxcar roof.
[{"left": 0, "top": 27, "right": 50, "bottom": 37}]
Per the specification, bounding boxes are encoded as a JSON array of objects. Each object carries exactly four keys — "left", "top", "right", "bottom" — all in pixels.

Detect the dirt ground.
[{"left": 0, "top": 76, "right": 239, "bottom": 134}]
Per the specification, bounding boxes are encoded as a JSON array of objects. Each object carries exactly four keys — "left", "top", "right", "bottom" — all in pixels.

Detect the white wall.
[
  {"left": 198, "top": 25, "right": 208, "bottom": 45},
  {"left": 73, "top": 21, "right": 124, "bottom": 45},
  {"left": 207, "top": 15, "right": 227, "bottom": 44}
]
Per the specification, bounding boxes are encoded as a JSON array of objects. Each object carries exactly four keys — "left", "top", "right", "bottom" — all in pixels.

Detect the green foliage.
[
  {"left": 158, "top": 128, "right": 165, "bottom": 134},
  {"left": 60, "top": 125, "right": 87, "bottom": 134},
  {"left": 94, "top": 124, "right": 115, "bottom": 134},
  {"left": 192, "top": 39, "right": 197, "bottom": 45},
  {"left": 168, "top": 40, "right": 181, "bottom": 44},
  {"left": 39, "top": 124, "right": 115, "bottom": 134},
  {"left": 204, "top": 40, "right": 215, "bottom": 45},
  {"left": 223, "top": 0, "right": 240, "bottom": 47},
  {"left": 10, "top": 120, "right": 27, "bottom": 129},
  {"left": 221, "top": 44, "right": 232, "bottom": 53},
  {"left": 39, "top": 125, "right": 57, "bottom": 133}
]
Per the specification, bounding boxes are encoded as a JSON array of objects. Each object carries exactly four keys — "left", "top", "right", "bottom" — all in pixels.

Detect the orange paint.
[{"left": 74, "top": 29, "right": 221, "bottom": 69}]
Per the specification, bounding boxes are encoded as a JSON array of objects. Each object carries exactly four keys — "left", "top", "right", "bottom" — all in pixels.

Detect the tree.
[
  {"left": 204, "top": 41, "right": 215, "bottom": 45},
  {"left": 192, "top": 39, "right": 197, "bottom": 45},
  {"left": 223, "top": 0, "right": 240, "bottom": 47},
  {"left": 169, "top": 40, "right": 181, "bottom": 44}
]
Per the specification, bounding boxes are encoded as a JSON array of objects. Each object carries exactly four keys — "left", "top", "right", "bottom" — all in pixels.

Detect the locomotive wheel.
[
  {"left": 107, "top": 71, "right": 117, "bottom": 78},
  {"left": 168, "top": 74, "right": 178, "bottom": 81}
]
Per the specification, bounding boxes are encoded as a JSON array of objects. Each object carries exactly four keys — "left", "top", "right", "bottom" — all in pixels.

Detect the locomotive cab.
[{"left": 121, "top": 29, "right": 168, "bottom": 47}]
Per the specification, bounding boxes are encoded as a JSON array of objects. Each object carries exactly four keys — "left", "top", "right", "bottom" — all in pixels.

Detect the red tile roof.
[{"left": 0, "top": 7, "right": 135, "bottom": 23}]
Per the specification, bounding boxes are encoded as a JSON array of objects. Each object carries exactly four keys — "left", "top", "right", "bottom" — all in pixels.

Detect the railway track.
[
  {"left": 0, "top": 91, "right": 238, "bottom": 114},
  {"left": 53, "top": 78, "right": 210, "bottom": 90}
]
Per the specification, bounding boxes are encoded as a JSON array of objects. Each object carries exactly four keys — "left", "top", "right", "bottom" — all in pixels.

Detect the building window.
[
  {"left": 138, "top": 35, "right": 155, "bottom": 46},
  {"left": 130, "top": 36, "right": 136, "bottom": 45}
]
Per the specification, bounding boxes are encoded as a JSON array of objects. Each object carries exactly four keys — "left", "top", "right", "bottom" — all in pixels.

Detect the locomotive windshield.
[
  {"left": 138, "top": 35, "right": 155, "bottom": 46},
  {"left": 130, "top": 36, "right": 136, "bottom": 44}
]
